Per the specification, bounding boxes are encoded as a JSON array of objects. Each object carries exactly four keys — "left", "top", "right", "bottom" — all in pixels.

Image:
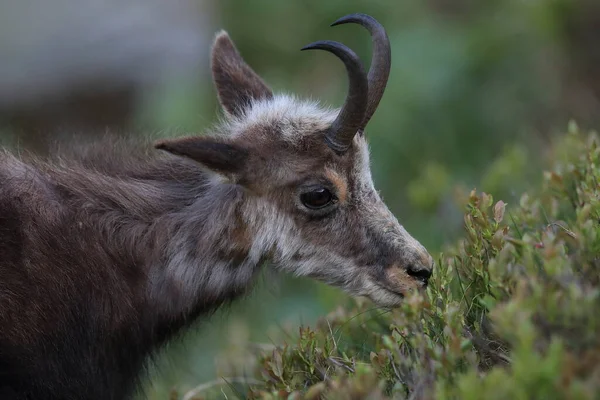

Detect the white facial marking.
[
  {"left": 222, "top": 94, "right": 338, "bottom": 142},
  {"left": 240, "top": 195, "right": 364, "bottom": 289}
]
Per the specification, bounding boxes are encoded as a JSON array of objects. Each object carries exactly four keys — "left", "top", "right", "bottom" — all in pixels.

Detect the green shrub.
[{"left": 181, "top": 125, "right": 599, "bottom": 399}]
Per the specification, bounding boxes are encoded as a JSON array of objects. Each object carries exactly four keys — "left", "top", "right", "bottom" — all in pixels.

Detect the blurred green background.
[{"left": 1, "top": 0, "right": 599, "bottom": 398}]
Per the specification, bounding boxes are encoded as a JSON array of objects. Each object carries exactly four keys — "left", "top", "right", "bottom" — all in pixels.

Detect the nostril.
[{"left": 406, "top": 264, "right": 432, "bottom": 284}]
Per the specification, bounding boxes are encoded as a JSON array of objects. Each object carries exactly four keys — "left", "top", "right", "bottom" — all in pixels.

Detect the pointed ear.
[
  {"left": 154, "top": 136, "right": 249, "bottom": 177},
  {"left": 211, "top": 31, "right": 273, "bottom": 117}
]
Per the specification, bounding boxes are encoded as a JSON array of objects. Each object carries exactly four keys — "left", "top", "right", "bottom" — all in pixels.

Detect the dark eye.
[{"left": 300, "top": 187, "right": 335, "bottom": 209}]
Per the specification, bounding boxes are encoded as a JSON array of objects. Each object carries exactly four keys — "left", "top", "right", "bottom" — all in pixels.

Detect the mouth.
[
  {"left": 366, "top": 274, "right": 429, "bottom": 307},
  {"left": 378, "top": 284, "right": 405, "bottom": 298},
  {"left": 364, "top": 281, "right": 406, "bottom": 307}
]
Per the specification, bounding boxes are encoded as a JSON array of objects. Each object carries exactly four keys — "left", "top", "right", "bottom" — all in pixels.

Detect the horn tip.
[
  {"left": 300, "top": 40, "right": 341, "bottom": 52},
  {"left": 330, "top": 13, "right": 374, "bottom": 27},
  {"left": 300, "top": 42, "right": 320, "bottom": 52}
]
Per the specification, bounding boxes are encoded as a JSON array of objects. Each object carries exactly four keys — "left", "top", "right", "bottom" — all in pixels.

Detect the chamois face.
[{"left": 156, "top": 24, "right": 433, "bottom": 307}]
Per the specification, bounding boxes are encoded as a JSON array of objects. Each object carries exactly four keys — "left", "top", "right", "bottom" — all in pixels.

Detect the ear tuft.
[
  {"left": 155, "top": 136, "right": 249, "bottom": 176},
  {"left": 211, "top": 31, "right": 273, "bottom": 117}
]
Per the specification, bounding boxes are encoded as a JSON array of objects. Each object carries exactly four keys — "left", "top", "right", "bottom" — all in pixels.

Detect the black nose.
[{"left": 406, "top": 264, "right": 432, "bottom": 285}]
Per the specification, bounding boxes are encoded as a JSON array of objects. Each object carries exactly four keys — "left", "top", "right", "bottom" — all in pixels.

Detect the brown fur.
[{"left": 324, "top": 167, "right": 349, "bottom": 204}]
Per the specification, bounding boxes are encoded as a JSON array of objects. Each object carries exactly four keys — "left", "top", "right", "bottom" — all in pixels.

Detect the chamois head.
[{"left": 156, "top": 14, "right": 433, "bottom": 307}]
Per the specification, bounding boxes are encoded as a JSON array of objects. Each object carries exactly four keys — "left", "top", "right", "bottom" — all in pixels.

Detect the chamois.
[{"left": 0, "top": 13, "right": 433, "bottom": 400}]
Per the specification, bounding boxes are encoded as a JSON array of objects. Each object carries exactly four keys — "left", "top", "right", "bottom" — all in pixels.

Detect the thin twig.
[
  {"left": 548, "top": 222, "right": 577, "bottom": 238},
  {"left": 326, "top": 319, "right": 338, "bottom": 351},
  {"left": 182, "top": 377, "right": 263, "bottom": 400},
  {"left": 327, "top": 356, "right": 355, "bottom": 373},
  {"left": 387, "top": 350, "right": 402, "bottom": 382}
]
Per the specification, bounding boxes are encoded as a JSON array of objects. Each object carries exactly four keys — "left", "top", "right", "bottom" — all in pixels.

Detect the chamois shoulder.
[
  {"left": 0, "top": 135, "right": 210, "bottom": 221},
  {"left": 0, "top": 150, "right": 56, "bottom": 198}
]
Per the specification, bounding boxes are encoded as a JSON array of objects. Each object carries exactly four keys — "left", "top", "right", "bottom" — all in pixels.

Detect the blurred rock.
[{"left": 0, "top": 0, "right": 214, "bottom": 153}]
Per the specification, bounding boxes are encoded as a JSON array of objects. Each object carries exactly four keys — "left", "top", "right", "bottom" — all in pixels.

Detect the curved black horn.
[
  {"left": 301, "top": 40, "right": 368, "bottom": 153},
  {"left": 331, "top": 13, "right": 391, "bottom": 131}
]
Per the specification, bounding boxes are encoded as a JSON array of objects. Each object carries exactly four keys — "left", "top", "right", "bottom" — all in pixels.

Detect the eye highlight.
[{"left": 300, "top": 187, "right": 336, "bottom": 210}]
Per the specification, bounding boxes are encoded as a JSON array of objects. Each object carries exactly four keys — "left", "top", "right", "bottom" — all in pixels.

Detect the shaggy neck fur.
[
  {"left": 0, "top": 145, "right": 268, "bottom": 399},
  {"left": 54, "top": 150, "right": 267, "bottom": 316}
]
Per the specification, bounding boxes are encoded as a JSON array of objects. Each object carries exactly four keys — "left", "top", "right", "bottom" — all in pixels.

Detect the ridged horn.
[
  {"left": 301, "top": 40, "right": 368, "bottom": 153},
  {"left": 331, "top": 13, "right": 391, "bottom": 131}
]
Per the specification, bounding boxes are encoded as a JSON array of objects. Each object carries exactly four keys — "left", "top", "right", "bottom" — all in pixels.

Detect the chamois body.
[
  {"left": 0, "top": 14, "right": 434, "bottom": 400},
  {"left": 0, "top": 143, "right": 257, "bottom": 399}
]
